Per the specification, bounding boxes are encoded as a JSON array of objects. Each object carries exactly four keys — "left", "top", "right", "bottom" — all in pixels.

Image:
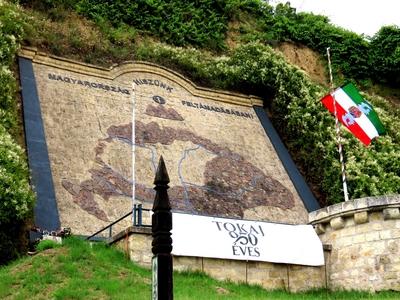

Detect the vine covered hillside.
[{"left": 0, "top": 0, "right": 399, "bottom": 263}]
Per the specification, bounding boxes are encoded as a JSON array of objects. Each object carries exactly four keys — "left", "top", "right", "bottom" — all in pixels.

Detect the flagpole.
[
  {"left": 132, "top": 81, "right": 136, "bottom": 221},
  {"left": 326, "top": 47, "right": 349, "bottom": 202}
]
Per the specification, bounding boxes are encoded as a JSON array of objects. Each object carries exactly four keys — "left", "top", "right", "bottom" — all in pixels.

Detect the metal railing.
[
  {"left": 132, "top": 204, "right": 151, "bottom": 228},
  {"left": 86, "top": 204, "right": 151, "bottom": 241}
]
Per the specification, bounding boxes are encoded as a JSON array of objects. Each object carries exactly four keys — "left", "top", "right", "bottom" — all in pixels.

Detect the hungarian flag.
[{"left": 321, "top": 83, "right": 385, "bottom": 146}]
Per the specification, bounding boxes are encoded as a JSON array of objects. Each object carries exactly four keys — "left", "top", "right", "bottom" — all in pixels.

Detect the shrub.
[
  {"left": 0, "top": 1, "right": 35, "bottom": 265},
  {"left": 370, "top": 26, "right": 400, "bottom": 86},
  {"left": 76, "top": 0, "right": 232, "bottom": 50},
  {"left": 0, "top": 1, "right": 25, "bottom": 134},
  {"left": 0, "top": 125, "right": 34, "bottom": 224}
]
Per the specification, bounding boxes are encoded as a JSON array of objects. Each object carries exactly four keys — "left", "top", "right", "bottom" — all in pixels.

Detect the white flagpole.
[
  {"left": 326, "top": 47, "right": 349, "bottom": 202},
  {"left": 132, "top": 82, "right": 136, "bottom": 220}
]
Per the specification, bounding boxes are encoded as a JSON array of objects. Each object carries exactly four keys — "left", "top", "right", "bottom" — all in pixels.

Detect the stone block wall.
[
  {"left": 112, "top": 226, "right": 326, "bottom": 292},
  {"left": 309, "top": 195, "right": 400, "bottom": 291},
  {"left": 113, "top": 195, "right": 400, "bottom": 292}
]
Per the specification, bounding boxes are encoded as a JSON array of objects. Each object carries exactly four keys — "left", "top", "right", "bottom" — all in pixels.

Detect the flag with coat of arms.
[{"left": 321, "top": 83, "right": 385, "bottom": 146}]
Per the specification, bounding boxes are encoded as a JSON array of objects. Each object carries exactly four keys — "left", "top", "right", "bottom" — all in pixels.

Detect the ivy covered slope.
[
  {"left": 0, "top": 1, "right": 35, "bottom": 264},
  {"left": 74, "top": 0, "right": 400, "bottom": 87}
]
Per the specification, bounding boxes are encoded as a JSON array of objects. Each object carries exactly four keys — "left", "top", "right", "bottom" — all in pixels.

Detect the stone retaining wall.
[
  {"left": 113, "top": 195, "right": 400, "bottom": 292},
  {"left": 309, "top": 195, "right": 400, "bottom": 291},
  {"left": 112, "top": 226, "right": 327, "bottom": 292}
]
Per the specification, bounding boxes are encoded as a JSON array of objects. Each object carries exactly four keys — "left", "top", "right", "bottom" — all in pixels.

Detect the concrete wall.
[
  {"left": 112, "top": 226, "right": 327, "bottom": 292},
  {"left": 310, "top": 195, "right": 400, "bottom": 291}
]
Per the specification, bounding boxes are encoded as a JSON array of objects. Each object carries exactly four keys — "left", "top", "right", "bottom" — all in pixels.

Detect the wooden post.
[{"left": 152, "top": 156, "right": 173, "bottom": 300}]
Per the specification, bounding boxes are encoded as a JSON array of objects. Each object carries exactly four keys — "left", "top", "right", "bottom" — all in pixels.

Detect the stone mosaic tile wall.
[{"left": 20, "top": 48, "right": 308, "bottom": 235}]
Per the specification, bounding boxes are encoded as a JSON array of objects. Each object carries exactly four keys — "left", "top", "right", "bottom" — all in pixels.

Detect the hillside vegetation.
[
  {"left": 0, "top": 0, "right": 399, "bottom": 263},
  {"left": 1, "top": 237, "right": 399, "bottom": 299},
  {"left": 0, "top": 1, "right": 35, "bottom": 265}
]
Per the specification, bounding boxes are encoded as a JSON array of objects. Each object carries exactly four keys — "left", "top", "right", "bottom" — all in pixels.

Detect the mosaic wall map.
[{"left": 20, "top": 49, "right": 309, "bottom": 235}]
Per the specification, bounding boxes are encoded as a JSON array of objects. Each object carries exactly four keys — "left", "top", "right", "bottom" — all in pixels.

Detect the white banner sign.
[{"left": 171, "top": 213, "right": 324, "bottom": 266}]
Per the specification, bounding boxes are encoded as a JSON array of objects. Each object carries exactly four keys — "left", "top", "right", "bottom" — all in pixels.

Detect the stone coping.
[
  {"left": 108, "top": 226, "right": 151, "bottom": 245},
  {"left": 309, "top": 195, "right": 400, "bottom": 224},
  {"left": 18, "top": 47, "right": 263, "bottom": 107}
]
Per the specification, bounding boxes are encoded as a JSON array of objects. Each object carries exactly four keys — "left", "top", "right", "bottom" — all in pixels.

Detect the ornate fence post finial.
[{"left": 152, "top": 156, "right": 173, "bottom": 300}]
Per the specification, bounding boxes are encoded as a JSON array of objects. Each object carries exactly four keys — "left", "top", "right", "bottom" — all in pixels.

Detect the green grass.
[
  {"left": 0, "top": 237, "right": 399, "bottom": 299},
  {"left": 0, "top": 237, "right": 150, "bottom": 299}
]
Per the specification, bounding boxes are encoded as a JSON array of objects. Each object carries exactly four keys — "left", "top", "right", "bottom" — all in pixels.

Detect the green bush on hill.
[
  {"left": 0, "top": 125, "right": 33, "bottom": 224},
  {"left": 75, "top": 0, "right": 234, "bottom": 50},
  {"left": 0, "top": 1, "right": 35, "bottom": 265},
  {"left": 0, "top": 1, "right": 25, "bottom": 134},
  {"left": 370, "top": 25, "right": 400, "bottom": 86}
]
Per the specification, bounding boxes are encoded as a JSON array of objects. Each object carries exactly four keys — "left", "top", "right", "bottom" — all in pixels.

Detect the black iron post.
[{"left": 152, "top": 156, "right": 173, "bottom": 300}]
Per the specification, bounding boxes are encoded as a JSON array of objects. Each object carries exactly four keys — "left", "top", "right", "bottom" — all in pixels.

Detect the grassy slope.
[{"left": 0, "top": 237, "right": 399, "bottom": 300}]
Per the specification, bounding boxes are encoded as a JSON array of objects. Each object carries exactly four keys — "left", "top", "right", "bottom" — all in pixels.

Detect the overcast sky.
[{"left": 271, "top": 0, "right": 400, "bottom": 37}]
